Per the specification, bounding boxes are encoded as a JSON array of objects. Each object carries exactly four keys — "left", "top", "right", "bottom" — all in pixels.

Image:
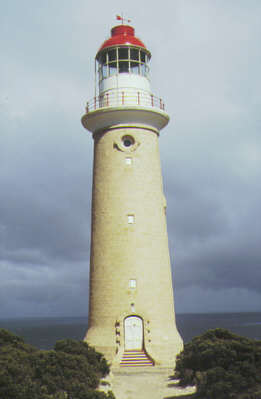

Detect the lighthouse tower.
[{"left": 82, "top": 23, "right": 183, "bottom": 368}]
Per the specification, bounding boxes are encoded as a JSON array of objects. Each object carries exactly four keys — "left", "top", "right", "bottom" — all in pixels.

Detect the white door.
[{"left": 124, "top": 316, "right": 143, "bottom": 350}]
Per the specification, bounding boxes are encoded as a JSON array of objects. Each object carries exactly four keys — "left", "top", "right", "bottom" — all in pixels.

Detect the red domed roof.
[{"left": 97, "top": 25, "right": 149, "bottom": 56}]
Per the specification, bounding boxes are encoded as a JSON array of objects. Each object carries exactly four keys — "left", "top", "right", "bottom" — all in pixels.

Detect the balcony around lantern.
[
  {"left": 86, "top": 89, "right": 165, "bottom": 113},
  {"left": 82, "top": 88, "right": 169, "bottom": 134}
]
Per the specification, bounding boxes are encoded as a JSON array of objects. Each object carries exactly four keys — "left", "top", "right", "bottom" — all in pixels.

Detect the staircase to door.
[
  {"left": 121, "top": 316, "right": 154, "bottom": 367},
  {"left": 120, "top": 349, "right": 154, "bottom": 367}
]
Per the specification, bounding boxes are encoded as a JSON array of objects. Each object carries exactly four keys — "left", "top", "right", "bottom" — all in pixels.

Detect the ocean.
[{"left": 0, "top": 312, "right": 260, "bottom": 350}]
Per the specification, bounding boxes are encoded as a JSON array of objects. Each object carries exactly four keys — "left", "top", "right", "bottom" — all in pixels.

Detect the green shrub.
[
  {"left": 54, "top": 338, "right": 109, "bottom": 377},
  {"left": 0, "top": 329, "right": 114, "bottom": 399},
  {"left": 174, "top": 328, "right": 261, "bottom": 399}
]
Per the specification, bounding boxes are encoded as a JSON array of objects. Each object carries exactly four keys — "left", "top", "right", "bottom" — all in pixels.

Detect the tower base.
[{"left": 84, "top": 325, "right": 183, "bottom": 369}]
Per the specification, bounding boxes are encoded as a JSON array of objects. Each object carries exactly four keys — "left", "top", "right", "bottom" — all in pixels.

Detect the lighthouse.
[{"left": 81, "top": 22, "right": 183, "bottom": 368}]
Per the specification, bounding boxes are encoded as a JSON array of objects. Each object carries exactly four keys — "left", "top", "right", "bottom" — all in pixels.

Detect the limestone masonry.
[{"left": 81, "top": 23, "right": 183, "bottom": 369}]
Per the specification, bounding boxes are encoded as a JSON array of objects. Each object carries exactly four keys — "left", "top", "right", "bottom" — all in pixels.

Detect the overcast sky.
[{"left": 1, "top": 0, "right": 260, "bottom": 318}]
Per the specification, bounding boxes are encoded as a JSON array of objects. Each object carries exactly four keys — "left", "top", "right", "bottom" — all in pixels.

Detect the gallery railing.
[{"left": 85, "top": 90, "right": 166, "bottom": 113}]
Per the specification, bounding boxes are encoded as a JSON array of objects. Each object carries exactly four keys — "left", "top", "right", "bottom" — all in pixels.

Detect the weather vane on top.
[{"left": 116, "top": 14, "right": 131, "bottom": 24}]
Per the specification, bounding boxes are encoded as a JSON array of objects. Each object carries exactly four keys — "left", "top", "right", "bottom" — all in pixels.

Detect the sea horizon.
[
  {"left": 1, "top": 311, "right": 261, "bottom": 350},
  {"left": 1, "top": 310, "right": 261, "bottom": 320}
]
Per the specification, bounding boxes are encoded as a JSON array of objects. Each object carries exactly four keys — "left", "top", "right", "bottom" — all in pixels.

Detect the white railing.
[{"left": 85, "top": 90, "right": 166, "bottom": 113}]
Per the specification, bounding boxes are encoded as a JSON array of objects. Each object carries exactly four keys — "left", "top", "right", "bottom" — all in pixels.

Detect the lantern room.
[
  {"left": 97, "top": 43, "right": 150, "bottom": 79},
  {"left": 96, "top": 25, "right": 151, "bottom": 95}
]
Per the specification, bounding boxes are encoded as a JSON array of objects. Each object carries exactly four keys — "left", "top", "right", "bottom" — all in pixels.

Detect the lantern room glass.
[{"left": 97, "top": 47, "right": 150, "bottom": 81}]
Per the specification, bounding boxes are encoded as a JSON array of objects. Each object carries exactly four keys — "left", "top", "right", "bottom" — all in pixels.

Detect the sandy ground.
[{"left": 99, "top": 367, "right": 196, "bottom": 399}]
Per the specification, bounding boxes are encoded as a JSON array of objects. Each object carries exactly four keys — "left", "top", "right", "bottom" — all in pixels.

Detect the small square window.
[
  {"left": 129, "top": 279, "right": 137, "bottom": 288},
  {"left": 128, "top": 215, "right": 135, "bottom": 224},
  {"left": 125, "top": 157, "right": 132, "bottom": 165}
]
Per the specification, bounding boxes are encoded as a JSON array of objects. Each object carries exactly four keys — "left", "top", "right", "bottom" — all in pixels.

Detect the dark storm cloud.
[
  {"left": 166, "top": 136, "right": 261, "bottom": 306},
  {"left": 0, "top": 109, "right": 92, "bottom": 263},
  {"left": 0, "top": 267, "right": 89, "bottom": 317},
  {"left": 0, "top": 188, "right": 90, "bottom": 263}
]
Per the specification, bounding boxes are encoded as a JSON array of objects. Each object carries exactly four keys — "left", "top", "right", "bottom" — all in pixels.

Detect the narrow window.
[
  {"left": 140, "top": 51, "right": 146, "bottom": 63},
  {"left": 129, "top": 279, "right": 137, "bottom": 288},
  {"left": 128, "top": 215, "right": 135, "bottom": 224},
  {"left": 140, "top": 63, "right": 146, "bottom": 76},
  {"left": 102, "top": 64, "right": 108, "bottom": 79},
  {"left": 119, "top": 61, "right": 129, "bottom": 73},
  {"left": 130, "top": 48, "right": 139, "bottom": 61},
  {"left": 98, "top": 64, "right": 102, "bottom": 81},
  {"left": 118, "top": 47, "right": 129, "bottom": 60},
  {"left": 108, "top": 49, "right": 116, "bottom": 61},
  {"left": 100, "top": 52, "right": 107, "bottom": 64},
  {"left": 130, "top": 61, "right": 139, "bottom": 74},
  {"left": 109, "top": 62, "right": 117, "bottom": 76},
  {"left": 125, "top": 157, "right": 132, "bottom": 165}
]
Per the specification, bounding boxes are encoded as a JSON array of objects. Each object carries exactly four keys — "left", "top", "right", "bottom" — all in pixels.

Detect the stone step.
[{"left": 120, "top": 350, "right": 154, "bottom": 367}]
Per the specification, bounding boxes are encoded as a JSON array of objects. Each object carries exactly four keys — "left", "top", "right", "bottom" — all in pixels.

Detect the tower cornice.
[{"left": 82, "top": 105, "right": 169, "bottom": 134}]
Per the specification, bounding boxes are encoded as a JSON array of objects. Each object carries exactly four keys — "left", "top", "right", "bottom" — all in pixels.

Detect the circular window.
[{"left": 122, "top": 135, "right": 134, "bottom": 148}]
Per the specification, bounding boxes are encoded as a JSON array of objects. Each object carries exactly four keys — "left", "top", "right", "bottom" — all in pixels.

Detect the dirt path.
[{"left": 100, "top": 367, "right": 196, "bottom": 399}]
